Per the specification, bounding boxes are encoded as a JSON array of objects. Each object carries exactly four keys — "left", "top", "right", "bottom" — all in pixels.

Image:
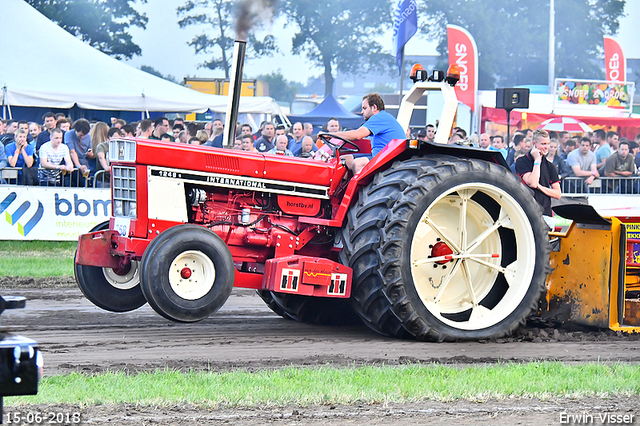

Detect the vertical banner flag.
[
  {"left": 392, "top": 0, "right": 418, "bottom": 74},
  {"left": 447, "top": 25, "right": 478, "bottom": 112},
  {"left": 604, "top": 36, "right": 626, "bottom": 82}
]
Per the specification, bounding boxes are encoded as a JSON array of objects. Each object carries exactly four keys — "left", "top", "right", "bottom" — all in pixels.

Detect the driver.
[{"left": 323, "top": 93, "right": 405, "bottom": 174}]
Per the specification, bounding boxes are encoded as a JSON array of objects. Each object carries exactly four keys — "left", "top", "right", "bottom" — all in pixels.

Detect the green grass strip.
[
  {"left": 0, "top": 241, "right": 76, "bottom": 277},
  {"left": 8, "top": 362, "right": 640, "bottom": 407}
]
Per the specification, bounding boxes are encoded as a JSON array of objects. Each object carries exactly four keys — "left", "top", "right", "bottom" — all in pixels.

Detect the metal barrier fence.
[
  {"left": 560, "top": 176, "right": 640, "bottom": 195},
  {"left": 0, "top": 167, "right": 109, "bottom": 188}
]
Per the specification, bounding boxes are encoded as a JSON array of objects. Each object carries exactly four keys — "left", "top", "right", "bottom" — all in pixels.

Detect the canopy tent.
[
  {"left": 0, "top": 0, "right": 283, "bottom": 118},
  {"left": 288, "top": 94, "right": 363, "bottom": 130}
]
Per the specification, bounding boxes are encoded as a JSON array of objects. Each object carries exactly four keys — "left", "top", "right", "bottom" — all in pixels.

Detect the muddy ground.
[{"left": 1, "top": 276, "right": 638, "bottom": 425}]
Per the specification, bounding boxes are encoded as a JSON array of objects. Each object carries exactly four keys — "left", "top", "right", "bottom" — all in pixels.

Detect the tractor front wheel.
[
  {"left": 75, "top": 221, "right": 146, "bottom": 312},
  {"left": 140, "top": 225, "right": 235, "bottom": 322}
]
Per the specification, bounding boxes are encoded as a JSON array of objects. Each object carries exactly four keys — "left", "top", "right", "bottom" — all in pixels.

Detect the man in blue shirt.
[{"left": 326, "top": 93, "right": 405, "bottom": 174}]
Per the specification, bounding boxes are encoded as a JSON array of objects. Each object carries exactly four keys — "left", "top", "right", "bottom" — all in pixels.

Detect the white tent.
[{"left": 0, "top": 0, "right": 282, "bottom": 116}]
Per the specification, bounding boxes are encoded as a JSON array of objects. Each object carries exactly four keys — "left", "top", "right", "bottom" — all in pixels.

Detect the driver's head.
[{"left": 362, "top": 93, "right": 384, "bottom": 120}]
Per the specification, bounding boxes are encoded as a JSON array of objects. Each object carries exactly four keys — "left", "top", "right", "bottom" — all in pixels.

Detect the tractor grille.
[{"left": 112, "top": 166, "right": 137, "bottom": 218}]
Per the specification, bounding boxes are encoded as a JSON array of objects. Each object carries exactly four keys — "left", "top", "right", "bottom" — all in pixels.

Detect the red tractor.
[{"left": 75, "top": 62, "right": 549, "bottom": 342}]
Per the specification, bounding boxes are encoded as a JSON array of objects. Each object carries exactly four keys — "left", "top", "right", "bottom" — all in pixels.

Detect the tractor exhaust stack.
[{"left": 223, "top": 40, "right": 246, "bottom": 148}]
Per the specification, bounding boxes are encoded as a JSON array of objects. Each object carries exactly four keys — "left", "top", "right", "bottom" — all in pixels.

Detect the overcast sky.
[{"left": 124, "top": 1, "right": 640, "bottom": 86}]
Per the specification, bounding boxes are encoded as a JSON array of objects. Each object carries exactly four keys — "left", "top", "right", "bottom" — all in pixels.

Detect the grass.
[
  {"left": 7, "top": 362, "right": 640, "bottom": 407},
  {"left": 0, "top": 241, "right": 76, "bottom": 277}
]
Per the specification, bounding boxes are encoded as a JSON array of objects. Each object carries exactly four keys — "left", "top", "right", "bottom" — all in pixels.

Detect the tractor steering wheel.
[{"left": 318, "top": 133, "right": 361, "bottom": 154}]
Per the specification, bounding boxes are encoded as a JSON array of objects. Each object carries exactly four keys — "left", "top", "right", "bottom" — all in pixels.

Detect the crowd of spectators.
[
  {"left": 421, "top": 125, "right": 640, "bottom": 194},
  {"left": 3, "top": 112, "right": 640, "bottom": 195},
  {"left": 0, "top": 113, "right": 354, "bottom": 187}
]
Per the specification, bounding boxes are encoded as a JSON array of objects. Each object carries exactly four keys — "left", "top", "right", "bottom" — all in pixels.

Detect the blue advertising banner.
[{"left": 0, "top": 187, "right": 111, "bottom": 240}]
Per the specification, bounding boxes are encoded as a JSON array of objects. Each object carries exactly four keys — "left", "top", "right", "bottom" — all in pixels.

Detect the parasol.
[{"left": 537, "top": 117, "right": 592, "bottom": 133}]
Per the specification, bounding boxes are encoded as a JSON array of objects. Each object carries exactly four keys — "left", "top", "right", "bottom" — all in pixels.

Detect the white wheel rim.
[
  {"left": 410, "top": 183, "right": 536, "bottom": 330},
  {"left": 168, "top": 250, "right": 216, "bottom": 300},
  {"left": 103, "top": 260, "right": 140, "bottom": 290}
]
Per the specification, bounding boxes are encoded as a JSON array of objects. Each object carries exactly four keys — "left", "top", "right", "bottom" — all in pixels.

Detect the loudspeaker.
[{"left": 496, "top": 88, "right": 530, "bottom": 110}]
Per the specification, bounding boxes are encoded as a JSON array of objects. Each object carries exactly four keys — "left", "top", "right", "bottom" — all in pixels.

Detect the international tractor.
[{"left": 74, "top": 43, "right": 554, "bottom": 342}]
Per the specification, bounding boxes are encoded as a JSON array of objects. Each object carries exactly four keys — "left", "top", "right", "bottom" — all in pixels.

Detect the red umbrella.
[{"left": 537, "top": 117, "right": 592, "bottom": 133}]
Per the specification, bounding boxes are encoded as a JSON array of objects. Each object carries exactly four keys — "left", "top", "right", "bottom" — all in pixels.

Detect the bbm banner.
[{"left": 0, "top": 187, "right": 111, "bottom": 241}]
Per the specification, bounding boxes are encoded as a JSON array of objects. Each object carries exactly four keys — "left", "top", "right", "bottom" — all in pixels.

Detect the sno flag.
[
  {"left": 392, "top": 0, "right": 417, "bottom": 74},
  {"left": 447, "top": 25, "right": 478, "bottom": 112},
  {"left": 604, "top": 36, "right": 626, "bottom": 82}
]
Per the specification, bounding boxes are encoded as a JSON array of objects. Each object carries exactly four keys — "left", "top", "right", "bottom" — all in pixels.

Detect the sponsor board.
[{"left": 0, "top": 187, "right": 111, "bottom": 240}]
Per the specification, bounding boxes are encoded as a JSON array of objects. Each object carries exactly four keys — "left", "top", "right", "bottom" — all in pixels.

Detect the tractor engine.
[{"left": 185, "top": 185, "right": 336, "bottom": 269}]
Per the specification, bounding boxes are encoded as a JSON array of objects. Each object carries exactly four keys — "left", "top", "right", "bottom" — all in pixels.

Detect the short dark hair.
[
  {"left": 594, "top": 129, "right": 606, "bottom": 140},
  {"left": 363, "top": 93, "right": 385, "bottom": 111},
  {"left": 580, "top": 137, "right": 592, "bottom": 145},
  {"left": 241, "top": 135, "right": 254, "bottom": 144},
  {"left": 566, "top": 139, "right": 577, "bottom": 148},
  {"left": 107, "top": 127, "right": 122, "bottom": 138},
  {"left": 139, "top": 119, "right": 153, "bottom": 133},
  {"left": 122, "top": 124, "right": 135, "bottom": 135},
  {"left": 629, "top": 140, "right": 638, "bottom": 150},
  {"left": 607, "top": 130, "right": 619, "bottom": 139},
  {"left": 42, "top": 112, "right": 55, "bottom": 121},
  {"left": 512, "top": 134, "right": 524, "bottom": 146},
  {"left": 154, "top": 117, "right": 168, "bottom": 127},
  {"left": 72, "top": 118, "right": 91, "bottom": 135}
]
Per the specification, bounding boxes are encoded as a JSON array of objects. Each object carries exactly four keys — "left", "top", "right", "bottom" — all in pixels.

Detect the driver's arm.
[{"left": 333, "top": 126, "right": 371, "bottom": 141}]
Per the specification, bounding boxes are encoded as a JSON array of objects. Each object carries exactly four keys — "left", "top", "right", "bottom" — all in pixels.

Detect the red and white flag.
[
  {"left": 604, "top": 36, "right": 626, "bottom": 82},
  {"left": 447, "top": 25, "right": 478, "bottom": 112}
]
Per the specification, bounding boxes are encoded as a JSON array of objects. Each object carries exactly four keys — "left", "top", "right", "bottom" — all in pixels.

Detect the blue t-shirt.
[
  {"left": 363, "top": 111, "right": 406, "bottom": 156},
  {"left": 5, "top": 142, "right": 34, "bottom": 168},
  {"left": 64, "top": 130, "right": 95, "bottom": 171}
]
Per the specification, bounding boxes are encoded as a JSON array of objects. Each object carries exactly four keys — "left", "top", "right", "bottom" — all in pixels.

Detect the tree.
[
  {"left": 256, "top": 72, "right": 300, "bottom": 104},
  {"left": 177, "top": 0, "right": 277, "bottom": 79},
  {"left": 418, "top": 0, "right": 625, "bottom": 89},
  {"left": 281, "top": 0, "right": 394, "bottom": 96},
  {"left": 140, "top": 66, "right": 178, "bottom": 84},
  {"left": 27, "top": 0, "right": 148, "bottom": 60}
]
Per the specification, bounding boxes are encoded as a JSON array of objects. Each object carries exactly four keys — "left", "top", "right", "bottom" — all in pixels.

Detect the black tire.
[
  {"left": 75, "top": 221, "right": 146, "bottom": 312},
  {"left": 256, "top": 290, "right": 293, "bottom": 320},
  {"left": 340, "top": 156, "right": 550, "bottom": 341},
  {"left": 268, "top": 292, "right": 361, "bottom": 326},
  {"left": 139, "top": 225, "right": 235, "bottom": 322}
]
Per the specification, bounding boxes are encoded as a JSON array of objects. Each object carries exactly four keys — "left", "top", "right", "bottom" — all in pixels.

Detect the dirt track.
[{"left": 1, "top": 277, "right": 639, "bottom": 425}]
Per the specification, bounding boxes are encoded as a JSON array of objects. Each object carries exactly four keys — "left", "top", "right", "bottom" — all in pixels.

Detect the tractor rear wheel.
[
  {"left": 341, "top": 156, "right": 550, "bottom": 341},
  {"left": 75, "top": 221, "right": 146, "bottom": 312},
  {"left": 140, "top": 225, "right": 235, "bottom": 322}
]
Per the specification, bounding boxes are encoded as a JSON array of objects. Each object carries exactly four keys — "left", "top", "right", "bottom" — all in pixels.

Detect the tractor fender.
[{"left": 330, "top": 139, "right": 509, "bottom": 227}]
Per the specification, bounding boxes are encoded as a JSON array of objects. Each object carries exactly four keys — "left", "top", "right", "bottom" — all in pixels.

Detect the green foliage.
[
  {"left": 256, "top": 72, "right": 300, "bottom": 104},
  {"left": 27, "top": 0, "right": 148, "bottom": 60},
  {"left": 9, "top": 363, "right": 640, "bottom": 406},
  {"left": 177, "top": 0, "right": 277, "bottom": 79},
  {"left": 140, "top": 65, "right": 178, "bottom": 83},
  {"left": 281, "top": 0, "right": 394, "bottom": 96},
  {"left": 419, "top": 0, "right": 626, "bottom": 89}
]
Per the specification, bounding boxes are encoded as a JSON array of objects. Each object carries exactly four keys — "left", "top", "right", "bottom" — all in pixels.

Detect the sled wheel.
[
  {"left": 75, "top": 221, "right": 146, "bottom": 312},
  {"left": 341, "top": 156, "right": 550, "bottom": 341},
  {"left": 268, "top": 292, "right": 361, "bottom": 326},
  {"left": 140, "top": 225, "right": 235, "bottom": 323},
  {"left": 256, "top": 290, "right": 293, "bottom": 320}
]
